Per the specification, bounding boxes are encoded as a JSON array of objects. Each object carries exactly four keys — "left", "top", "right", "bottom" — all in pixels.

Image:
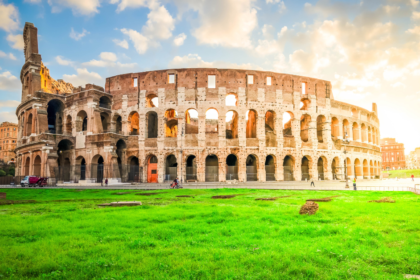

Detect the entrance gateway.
[{"left": 147, "top": 156, "right": 158, "bottom": 183}]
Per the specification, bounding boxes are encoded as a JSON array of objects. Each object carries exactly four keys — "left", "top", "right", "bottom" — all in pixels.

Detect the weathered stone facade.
[{"left": 15, "top": 23, "right": 382, "bottom": 183}]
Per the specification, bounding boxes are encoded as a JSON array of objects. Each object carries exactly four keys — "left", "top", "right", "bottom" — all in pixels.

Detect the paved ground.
[{"left": 2, "top": 178, "right": 420, "bottom": 192}]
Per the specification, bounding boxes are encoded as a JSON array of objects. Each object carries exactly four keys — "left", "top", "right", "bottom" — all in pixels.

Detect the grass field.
[
  {"left": 384, "top": 169, "right": 420, "bottom": 178},
  {"left": 0, "top": 188, "right": 420, "bottom": 279}
]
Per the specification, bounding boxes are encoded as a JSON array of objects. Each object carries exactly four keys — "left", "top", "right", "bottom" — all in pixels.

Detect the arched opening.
[
  {"left": 129, "top": 112, "right": 139, "bottom": 135},
  {"left": 246, "top": 154, "right": 258, "bottom": 181},
  {"left": 345, "top": 158, "right": 352, "bottom": 178},
  {"left": 92, "top": 155, "right": 104, "bottom": 183},
  {"left": 165, "top": 109, "right": 178, "bottom": 137},
  {"left": 205, "top": 155, "right": 219, "bottom": 182},
  {"left": 283, "top": 155, "right": 294, "bottom": 181},
  {"left": 368, "top": 127, "right": 372, "bottom": 143},
  {"left": 33, "top": 155, "right": 41, "bottom": 177},
  {"left": 283, "top": 112, "right": 293, "bottom": 136},
  {"left": 186, "top": 155, "right": 197, "bottom": 181},
  {"left": 317, "top": 115, "right": 326, "bottom": 143},
  {"left": 226, "top": 111, "right": 238, "bottom": 139},
  {"left": 128, "top": 157, "right": 140, "bottom": 182},
  {"left": 76, "top": 111, "right": 88, "bottom": 132},
  {"left": 226, "top": 93, "right": 238, "bottom": 106},
  {"left": 246, "top": 110, "right": 257, "bottom": 138},
  {"left": 26, "top": 113, "right": 33, "bottom": 136},
  {"left": 205, "top": 108, "right": 218, "bottom": 134},
  {"left": 361, "top": 124, "right": 367, "bottom": 142},
  {"left": 147, "top": 155, "right": 158, "bottom": 183},
  {"left": 57, "top": 140, "right": 73, "bottom": 182},
  {"left": 146, "top": 94, "right": 159, "bottom": 108},
  {"left": 317, "top": 157, "right": 325, "bottom": 180},
  {"left": 99, "top": 96, "right": 112, "bottom": 109},
  {"left": 47, "top": 99, "right": 64, "bottom": 134},
  {"left": 363, "top": 159, "right": 368, "bottom": 178},
  {"left": 24, "top": 157, "right": 30, "bottom": 175},
  {"left": 352, "top": 123, "right": 359, "bottom": 141},
  {"left": 331, "top": 157, "right": 341, "bottom": 180},
  {"left": 265, "top": 155, "right": 275, "bottom": 181},
  {"left": 331, "top": 117, "right": 339, "bottom": 139},
  {"left": 113, "top": 114, "right": 122, "bottom": 134},
  {"left": 146, "top": 111, "right": 158, "bottom": 138},
  {"left": 300, "top": 98, "right": 310, "bottom": 110},
  {"left": 354, "top": 158, "right": 362, "bottom": 178},
  {"left": 100, "top": 112, "right": 110, "bottom": 132},
  {"left": 62, "top": 158, "right": 71, "bottom": 182},
  {"left": 226, "top": 154, "right": 238, "bottom": 180},
  {"left": 76, "top": 156, "right": 86, "bottom": 181},
  {"left": 343, "top": 119, "right": 350, "bottom": 139},
  {"left": 301, "top": 156, "right": 310, "bottom": 181},
  {"left": 65, "top": 115, "right": 72, "bottom": 134},
  {"left": 116, "top": 139, "right": 126, "bottom": 180},
  {"left": 165, "top": 155, "right": 177, "bottom": 181},
  {"left": 185, "top": 109, "right": 198, "bottom": 135},
  {"left": 300, "top": 114, "right": 311, "bottom": 142},
  {"left": 265, "top": 111, "right": 276, "bottom": 147}
]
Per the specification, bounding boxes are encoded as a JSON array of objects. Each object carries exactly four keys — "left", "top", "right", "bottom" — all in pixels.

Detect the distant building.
[
  {"left": 0, "top": 122, "right": 18, "bottom": 164},
  {"left": 407, "top": 148, "right": 420, "bottom": 169},
  {"left": 380, "top": 138, "right": 406, "bottom": 170}
]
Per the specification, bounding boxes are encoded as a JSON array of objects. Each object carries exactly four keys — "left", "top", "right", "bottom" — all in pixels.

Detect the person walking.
[
  {"left": 310, "top": 178, "right": 315, "bottom": 188},
  {"left": 353, "top": 178, "right": 357, "bottom": 190},
  {"left": 101, "top": 178, "right": 103, "bottom": 187},
  {"left": 105, "top": 178, "right": 108, "bottom": 186},
  {"left": 412, "top": 174, "right": 414, "bottom": 181}
]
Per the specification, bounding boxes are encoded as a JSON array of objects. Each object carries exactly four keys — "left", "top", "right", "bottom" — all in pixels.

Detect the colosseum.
[{"left": 15, "top": 23, "right": 382, "bottom": 184}]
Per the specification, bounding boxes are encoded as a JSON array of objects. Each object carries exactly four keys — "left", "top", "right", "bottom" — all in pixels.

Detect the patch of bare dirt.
[
  {"left": 299, "top": 201, "right": 319, "bottom": 215},
  {"left": 0, "top": 193, "right": 6, "bottom": 199},
  {"left": 136, "top": 192, "right": 167, "bottom": 196},
  {"left": 112, "top": 192, "right": 136, "bottom": 195},
  {"left": 255, "top": 195, "right": 292, "bottom": 201},
  {"left": 176, "top": 195, "right": 193, "bottom": 197},
  {"left": 369, "top": 197, "right": 396, "bottom": 203},
  {"left": 0, "top": 200, "right": 37, "bottom": 205},
  {"left": 306, "top": 195, "right": 341, "bottom": 202},
  {"left": 212, "top": 195, "right": 236, "bottom": 199}
]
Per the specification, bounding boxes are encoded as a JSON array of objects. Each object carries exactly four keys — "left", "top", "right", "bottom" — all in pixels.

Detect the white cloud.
[
  {"left": 0, "top": 100, "right": 20, "bottom": 108},
  {"left": 173, "top": 33, "right": 186, "bottom": 46},
  {"left": 168, "top": 54, "right": 262, "bottom": 70},
  {"left": 47, "top": 0, "right": 100, "bottom": 16},
  {"left": 55, "top": 56, "right": 74, "bottom": 66},
  {"left": 190, "top": 0, "right": 257, "bottom": 49},
  {"left": 69, "top": 28, "right": 89, "bottom": 40},
  {"left": 25, "top": 0, "right": 42, "bottom": 3},
  {"left": 406, "top": 25, "right": 420, "bottom": 35},
  {"left": 6, "top": 34, "right": 24, "bottom": 50},
  {"left": 262, "top": 24, "right": 275, "bottom": 39},
  {"left": 62, "top": 68, "right": 103, "bottom": 87},
  {"left": 0, "top": 111, "right": 18, "bottom": 123},
  {"left": 0, "top": 51, "right": 17, "bottom": 60},
  {"left": 412, "top": 11, "right": 420, "bottom": 20},
  {"left": 113, "top": 0, "right": 148, "bottom": 13},
  {"left": 113, "top": 39, "right": 129, "bottom": 49},
  {"left": 0, "top": 2, "right": 19, "bottom": 32},
  {"left": 0, "top": 71, "right": 20, "bottom": 91},
  {"left": 100, "top": 52, "right": 117, "bottom": 62},
  {"left": 391, "top": 82, "right": 406, "bottom": 88},
  {"left": 255, "top": 39, "right": 279, "bottom": 56},
  {"left": 121, "top": 28, "right": 150, "bottom": 54}
]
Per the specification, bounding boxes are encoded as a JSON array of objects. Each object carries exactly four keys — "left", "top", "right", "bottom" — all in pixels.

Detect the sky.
[{"left": 0, "top": 0, "right": 420, "bottom": 152}]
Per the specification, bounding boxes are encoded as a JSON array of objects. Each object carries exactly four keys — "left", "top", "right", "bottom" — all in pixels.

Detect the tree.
[{"left": 0, "top": 170, "right": 6, "bottom": 176}]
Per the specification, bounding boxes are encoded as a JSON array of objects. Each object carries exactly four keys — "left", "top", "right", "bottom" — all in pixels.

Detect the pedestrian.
[
  {"left": 310, "top": 178, "right": 315, "bottom": 188},
  {"left": 101, "top": 178, "right": 103, "bottom": 187},
  {"left": 353, "top": 178, "right": 357, "bottom": 190},
  {"left": 412, "top": 174, "right": 414, "bottom": 181},
  {"left": 105, "top": 178, "right": 108, "bottom": 186}
]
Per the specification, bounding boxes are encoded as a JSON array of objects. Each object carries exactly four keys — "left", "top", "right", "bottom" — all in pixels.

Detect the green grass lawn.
[
  {"left": 384, "top": 169, "right": 420, "bottom": 178},
  {"left": 0, "top": 189, "right": 420, "bottom": 279}
]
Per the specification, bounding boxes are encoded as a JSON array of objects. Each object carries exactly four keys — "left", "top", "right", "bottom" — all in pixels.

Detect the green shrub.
[{"left": 0, "top": 170, "right": 6, "bottom": 176}]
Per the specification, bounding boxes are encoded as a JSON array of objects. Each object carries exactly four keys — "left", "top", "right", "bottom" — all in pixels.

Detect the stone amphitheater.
[{"left": 15, "top": 23, "right": 382, "bottom": 184}]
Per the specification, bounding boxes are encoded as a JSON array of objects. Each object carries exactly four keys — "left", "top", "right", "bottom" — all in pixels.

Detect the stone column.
[
  {"left": 238, "top": 152, "right": 246, "bottom": 182},
  {"left": 28, "top": 152, "right": 33, "bottom": 176},
  {"left": 294, "top": 157, "right": 302, "bottom": 181},
  {"left": 311, "top": 159, "right": 318, "bottom": 181},
  {"left": 198, "top": 116, "right": 206, "bottom": 148},
  {"left": 257, "top": 115, "right": 265, "bottom": 150},
  {"left": 308, "top": 120, "right": 317, "bottom": 148},
  {"left": 219, "top": 156, "right": 226, "bottom": 182},
  {"left": 259, "top": 156, "right": 266, "bottom": 182},
  {"left": 324, "top": 158, "right": 332, "bottom": 180},
  {"left": 276, "top": 115, "right": 283, "bottom": 150},
  {"left": 157, "top": 154, "right": 165, "bottom": 183},
  {"left": 218, "top": 115, "right": 226, "bottom": 149},
  {"left": 238, "top": 115, "right": 246, "bottom": 147},
  {"left": 291, "top": 119, "right": 301, "bottom": 149}
]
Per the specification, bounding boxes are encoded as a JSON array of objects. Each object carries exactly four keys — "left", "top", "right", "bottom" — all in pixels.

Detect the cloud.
[
  {"left": 0, "top": 100, "right": 20, "bottom": 108},
  {"left": 412, "top": 11, "right": 420, "bottom": 20},
  {"left": 100, "top": 52, "right": 117, "bottom": 61},
  {"left": 55, "top": 56, "right": 74, "bottom": 66},
  {"left": 406, "top": 25, "right": 420, "bottom": 35},
  {"left": 391, "top": 82, "right": 406, "bottom": 88},
  {"left": 0, "top": 111, "right": 18, "bottom": 123},
  {"left": 113, "top": 0, "right": 148, "bottom": 13},
  {"left": 69, "top": 28, "right": 89, "bottom": 40},
  {"left": 120, "top": 2, "right": 175, "bottom": 54},
  {"left": 121, "top": 28, "right": 150, "bottom": 54},
  {"left": 168, "top": 54, "right": 262, "bottom": 70},
  {"left": 113, "top": 39, "right": 129, "bottom": 49},
  {"left": 173, "top": 33, "right": 186, "bottom": 46},
  {"left": 25, "top": 0, "right": 42, "bottom": 3},
  {"left": 62, "top": 68, "right": 103, "bottom": 87},
  {"left": 47, "top": 0, "right": 100, "bottom": 16},
  {"left": 0, "top": 1, "right": 19, "bottom": 32},
  {"left": 0, "top": 71, "right": 20, "bottom": 91},
  {"left": 6, "top": 34, "right": 24, "bottom": 50},
  {"left": 0, "top": 51, "right": 17, "bottom": 60},
  {"left": 190, "top": 0, "right": 257, "bottom": 49}
]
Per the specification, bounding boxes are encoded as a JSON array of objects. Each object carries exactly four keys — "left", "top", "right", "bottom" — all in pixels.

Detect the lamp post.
[
  {"left": 343, "top": 132, "right": 350, "bottom": 188},
  {"left": 180, "top": 125, "right": 184, "bottom": 184}
]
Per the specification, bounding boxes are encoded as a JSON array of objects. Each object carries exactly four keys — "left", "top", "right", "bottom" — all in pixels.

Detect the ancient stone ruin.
[{"left": 15, "top": 22, "right": 382, "bottom": 185}]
